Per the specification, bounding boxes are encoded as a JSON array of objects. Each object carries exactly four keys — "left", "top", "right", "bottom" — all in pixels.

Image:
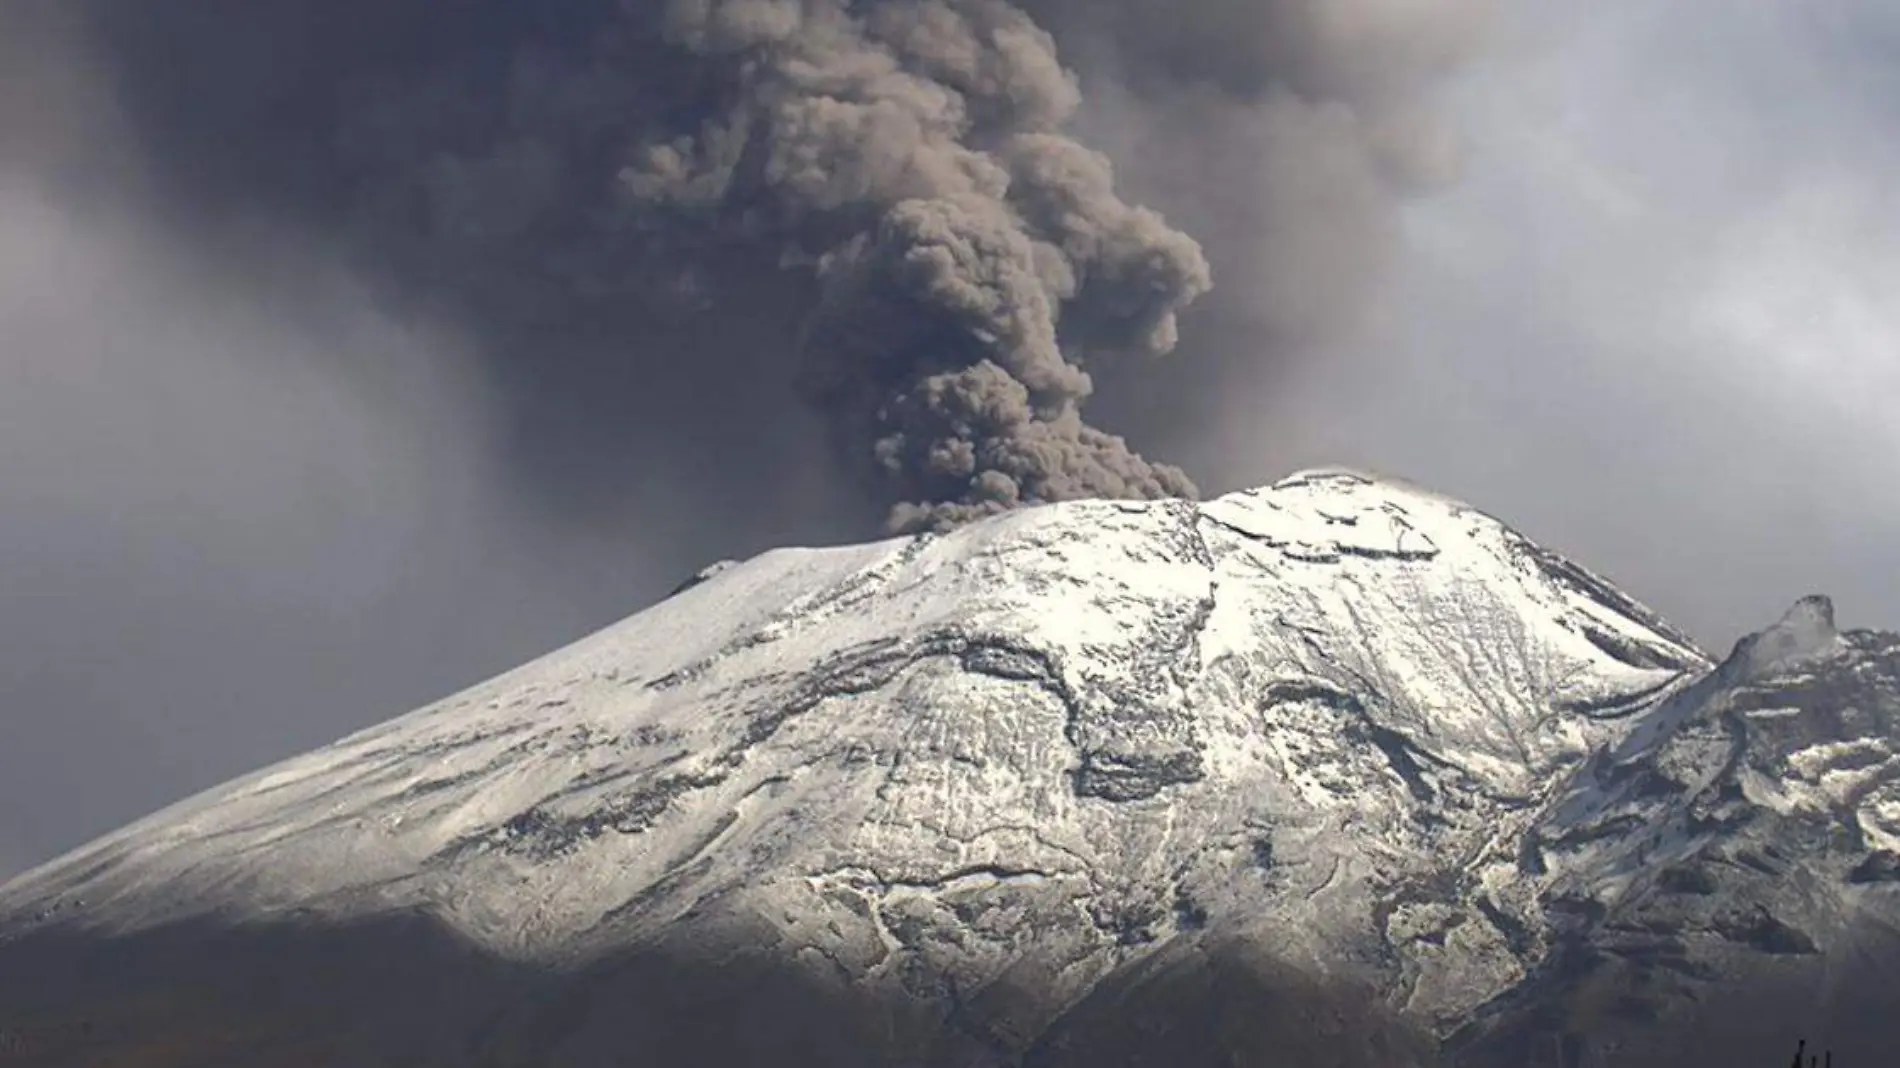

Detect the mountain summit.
[{"left": 2, "top": 470, "right": 1894, "bottom": 1067}]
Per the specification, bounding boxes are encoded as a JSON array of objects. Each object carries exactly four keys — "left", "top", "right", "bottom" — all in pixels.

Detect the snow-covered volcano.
[{"left": 0, "top": 470, "right": 1891, "bottom": 1067}]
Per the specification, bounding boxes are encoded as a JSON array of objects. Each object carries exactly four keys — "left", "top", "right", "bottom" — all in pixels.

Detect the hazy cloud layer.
[
  {"left": 1190, "top": 0, "right": 1900, "bottom": 647},
  {"left": 197, "top": 0, "right": 1482, "bottom": 533},
  {"left": 56, "top": 0, "right": 1482, "bottom": 534}
]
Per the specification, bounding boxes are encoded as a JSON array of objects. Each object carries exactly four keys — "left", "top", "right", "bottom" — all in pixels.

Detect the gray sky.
[
  {"left": 2, "top": 0, "right": 1898, "bottom": 883},
  {"left": 1201, "top": 0, "right": 1900, "bottom": 645}
]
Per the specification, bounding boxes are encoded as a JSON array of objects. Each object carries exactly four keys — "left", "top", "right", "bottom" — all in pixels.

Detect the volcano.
[{"left": 2, "top": 469, "right": 1894, "bottom": 1067}]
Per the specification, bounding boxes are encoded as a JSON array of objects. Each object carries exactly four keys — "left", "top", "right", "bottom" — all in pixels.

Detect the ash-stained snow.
[{"left": 0, "top": 468, "right": 1719, "bottom": 1039}]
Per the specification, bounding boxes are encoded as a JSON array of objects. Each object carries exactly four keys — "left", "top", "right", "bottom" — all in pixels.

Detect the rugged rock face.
[
  {"left": 1450, "top": 597, "right": 1900, "bottom": 1067},
  {"left": 0, "top": 469, "right": 1890, "bottom": 1066}
]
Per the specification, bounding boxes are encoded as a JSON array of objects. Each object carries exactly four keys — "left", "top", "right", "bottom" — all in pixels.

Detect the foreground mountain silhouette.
[{"left": 2, "top": 469, "right": 1897, "bottom": 1067}]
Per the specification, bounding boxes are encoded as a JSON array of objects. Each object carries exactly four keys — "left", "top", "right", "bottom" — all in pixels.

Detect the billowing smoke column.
[
  {"left": 1025, "top": 0, "right": 1491, "bottom": 189},
  {"left": 634, "top": 1, "right": 1213, "bottom": 531},
  {"left": 331, "top": 1, "right": 1208, "bottom": 533},
  {"left": 124, "top": 0, "right": 1486, "bottom": 536}
]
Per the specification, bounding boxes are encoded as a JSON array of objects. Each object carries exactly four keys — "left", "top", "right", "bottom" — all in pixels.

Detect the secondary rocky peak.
[
  {"left": 1454, "top": 596, "right": 1900, "bottom": 1066},
  {"left": 1734, "top": 594, "right": 1846, "bottom": 681}
]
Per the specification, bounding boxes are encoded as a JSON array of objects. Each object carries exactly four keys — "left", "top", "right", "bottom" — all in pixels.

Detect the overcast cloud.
[
  {"left": 2, "top": 0, "right": 1897, "bottom": 882},
  {"left": 1201, "top": 0, "right": 1900, "bottom": 646}
]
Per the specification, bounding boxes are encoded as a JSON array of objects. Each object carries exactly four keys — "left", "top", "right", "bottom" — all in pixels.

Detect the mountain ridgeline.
[{"left": 2, "top": 470, "right": 1896, "bottom": 1067}]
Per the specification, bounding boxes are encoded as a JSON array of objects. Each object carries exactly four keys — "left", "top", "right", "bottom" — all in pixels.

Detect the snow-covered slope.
[
  {"left": 0, "top": 469, "right": 1775, "bottom": 1066},
  {"left": 1450, "top": 596, "right": 1900, "bottom": 1067}
]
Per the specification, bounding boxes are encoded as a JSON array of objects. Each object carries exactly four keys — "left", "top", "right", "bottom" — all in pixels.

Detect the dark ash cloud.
[
  {"left": 325, "top": 0, "right": 1223, "bottom": 532},
  {"left": 63, "top": 0, "right": 1483, "bottom": 533},
  {"left": 627, "top": 1, "right": 1213, "bottom": 530}
]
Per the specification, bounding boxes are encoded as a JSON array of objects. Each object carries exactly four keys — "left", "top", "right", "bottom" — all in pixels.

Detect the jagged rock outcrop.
[
  {"left": 0, "top": 469, "right": 1891, "bottom": 1067},
  {"left": 1449, "top": 597, "right": 1900, "bottom": 1067}
]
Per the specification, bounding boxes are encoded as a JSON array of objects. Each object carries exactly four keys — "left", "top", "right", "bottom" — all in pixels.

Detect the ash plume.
[
  {"left": 65, "top": 0, "right": 1488, "bottom": 533},
  {"left": 1023, "top": 0, "right": 1492, "bottom": 189},
  {"left": 335, "top": 0, "right": 1213, "bottom": 532}
]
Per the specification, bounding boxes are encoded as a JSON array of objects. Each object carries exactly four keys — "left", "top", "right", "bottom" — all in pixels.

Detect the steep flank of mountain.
[
  {"left": 1451, "top": 597, "right": 1900, "bottom": 1067},
  {"left": 16, "top": 469, "right": 1892, "bottom": 1068}
]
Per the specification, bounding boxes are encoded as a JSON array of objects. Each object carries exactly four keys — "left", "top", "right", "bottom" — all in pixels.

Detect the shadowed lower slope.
[
  {"left": 0, "top": 910, "right": 1432, "bottom": 1068},
  {"left": 4, "top": 907, "right": 1882, "bottom": 1067}
]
